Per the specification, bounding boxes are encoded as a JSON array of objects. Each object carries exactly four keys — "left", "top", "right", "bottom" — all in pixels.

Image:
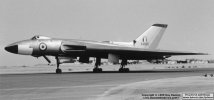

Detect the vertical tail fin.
[{"left": 133, "top": 24, "right": 168, "bottom": 49}]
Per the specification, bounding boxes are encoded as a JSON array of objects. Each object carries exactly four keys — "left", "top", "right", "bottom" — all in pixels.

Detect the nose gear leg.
[{"left": 55, "top": 56, "right": 62, "bottom": 74}]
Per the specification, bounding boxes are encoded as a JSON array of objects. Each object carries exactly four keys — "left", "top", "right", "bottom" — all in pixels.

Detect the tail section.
[{"left": 133, "top": 24, "right": 168, "bottom": 49}]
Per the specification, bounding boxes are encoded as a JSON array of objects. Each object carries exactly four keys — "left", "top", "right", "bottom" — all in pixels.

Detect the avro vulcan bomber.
[{"left": 5, "top": 24, "right": 206, "bottom": 73}]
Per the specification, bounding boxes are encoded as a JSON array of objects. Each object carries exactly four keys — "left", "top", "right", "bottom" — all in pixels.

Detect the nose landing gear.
[{"left": 55, "top": 56, "right": 62, "bottom": 74}]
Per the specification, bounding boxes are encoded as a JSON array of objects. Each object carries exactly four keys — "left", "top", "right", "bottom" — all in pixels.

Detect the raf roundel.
[{"left": 39, "top": 43, "right": 47, "bottom": 51}]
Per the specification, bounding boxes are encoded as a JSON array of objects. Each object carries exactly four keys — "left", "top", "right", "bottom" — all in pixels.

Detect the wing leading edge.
[{"left": 61, "top": 42, "right": 207, "bottom": 60}]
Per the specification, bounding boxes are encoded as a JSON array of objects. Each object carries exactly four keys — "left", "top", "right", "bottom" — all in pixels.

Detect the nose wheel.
[
  {"left": 119, "top": 67, "right": 130, "bottom": 72},
  {"left": 93, "top": 68, "right": 102, "bottom": 73},
  {"left": 56, "top": 68, "right": 62, "bottom": 74},
  {"left": 55, "top": 56, "right": 62, "bottom": 74}
]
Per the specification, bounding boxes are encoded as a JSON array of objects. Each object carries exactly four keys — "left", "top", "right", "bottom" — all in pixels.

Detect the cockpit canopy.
[{"left": 31, "top": 35, "right": 51, "bottom": 40}]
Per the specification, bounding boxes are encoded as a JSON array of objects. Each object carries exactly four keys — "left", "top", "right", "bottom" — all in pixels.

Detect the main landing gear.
[
  {"left": 119, "top": 59, "right": 130, "bottom": 72},
  {"left": 55, "top": 56, "right": 62, "bottom": 74},
  {"left": 92, "top": 57, "right": 130, "bottom": 73},
  {"left": 93, "top": 57, "right": 102, "bottom": 73}
]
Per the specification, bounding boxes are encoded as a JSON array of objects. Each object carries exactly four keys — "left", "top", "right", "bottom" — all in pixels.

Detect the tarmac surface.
[{"left": 0, "top": 64, "right": 214, "bottom": 100}]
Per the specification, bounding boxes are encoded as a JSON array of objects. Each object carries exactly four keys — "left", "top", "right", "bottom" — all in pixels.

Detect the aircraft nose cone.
[{"left": 5, "top": 45, "right": 18, "bottom": 54}]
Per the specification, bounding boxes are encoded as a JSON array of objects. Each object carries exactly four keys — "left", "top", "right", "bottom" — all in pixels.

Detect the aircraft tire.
[
  {"left": 93, "top": 68, "right": 97, "bottom": 73},
  {"left": 119, "top": 68, "right": 125, "bottom": 72},
  {"left": 56, "top": 69, "right": 62, "bottom": 74},
  {"left": 93, "top": 68, "right": 102, "bottom": 73},
  {"left": 98, "top": 68, "right": 102, "bottom": 72},
  {"left": 119, "top": 68, "right": 123, "bottom": 72},
  {"left": 119, "top": 68, "right": 129, "bottom": 72},
  {"left": 125, "top": 68, "right": 130, "bottom": 72}
]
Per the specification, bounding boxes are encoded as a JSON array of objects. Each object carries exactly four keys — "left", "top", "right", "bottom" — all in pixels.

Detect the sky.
[{"left": 0, "top": 0, "right": 214, "bottom": 66}]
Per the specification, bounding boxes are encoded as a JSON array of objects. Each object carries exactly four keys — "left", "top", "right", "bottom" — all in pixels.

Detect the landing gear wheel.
[
  {"left": 125, "top": 68, "right": 130, "bottom": 72},
  {"left": 56, "top": 69, "right": 62, "bottom": 74},
  {"left": 119, "top": 68, "right": 123, "bottom": 72},
  {"left": 93, "top": 68, "right": 102, "bottom": 73},
  {"left": 119, "top": 58, "right": 129, "bottom": 72},
  {"left": 93, "top": 57, "right": 102, "bottom": 73},
  {"left": 99, "top": 68, "right": 102, "bottom": 72},
  {"left": 119, "top": 68, "right": 130, "bottom": 72}
]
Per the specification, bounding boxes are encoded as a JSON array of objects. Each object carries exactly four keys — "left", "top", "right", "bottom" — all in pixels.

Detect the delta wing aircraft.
[{"left": 5, "top": 24, "right": 206, "bottom": 73}]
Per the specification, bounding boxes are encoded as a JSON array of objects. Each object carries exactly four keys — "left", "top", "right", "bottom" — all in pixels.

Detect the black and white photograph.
[{"left": 0, "top": 0, "right": 214, "bottom": 100}]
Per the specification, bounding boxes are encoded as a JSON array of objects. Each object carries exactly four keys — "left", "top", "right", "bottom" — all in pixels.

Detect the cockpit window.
[
  {"left": 31, "top": 36, "right": 38, "bottom": 40},
  {"left": 31, "top": 35, "right": 51, "bottom": 40}
]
